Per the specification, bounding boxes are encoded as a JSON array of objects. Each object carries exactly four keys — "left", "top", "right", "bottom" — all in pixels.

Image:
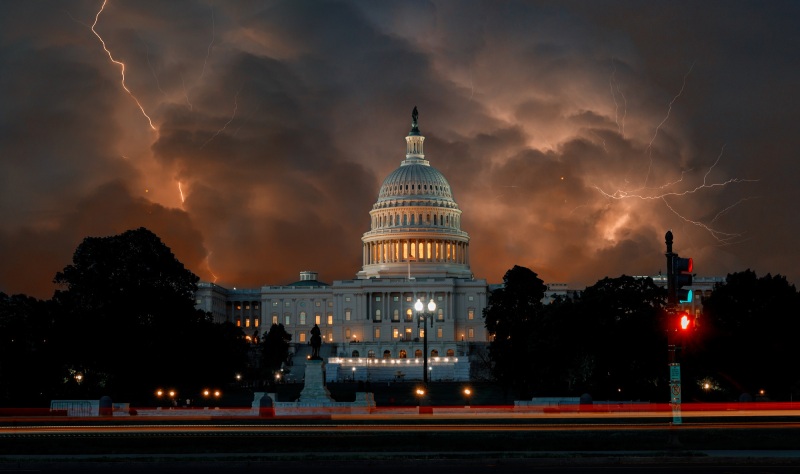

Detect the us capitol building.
[{"left": 196, "top": 108, "right": 489, "bottom": 382}]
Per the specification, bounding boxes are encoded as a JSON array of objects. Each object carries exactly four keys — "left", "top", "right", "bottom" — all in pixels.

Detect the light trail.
[{"left": 90, "top": 0, "right": 157, "bottom": 131}]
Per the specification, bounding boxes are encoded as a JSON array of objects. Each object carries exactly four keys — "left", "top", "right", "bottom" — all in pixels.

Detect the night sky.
[{"left": 2, "top": 1, "right": 798, "bottom": 299}]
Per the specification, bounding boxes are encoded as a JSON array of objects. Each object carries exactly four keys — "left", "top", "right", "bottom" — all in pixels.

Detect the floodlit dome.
[{"left": 357, "top": 107, "right": 472, "bottom": 280}]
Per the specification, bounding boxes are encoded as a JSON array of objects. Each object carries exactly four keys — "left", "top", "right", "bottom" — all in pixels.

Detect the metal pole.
[{"left": 423, "top": 312, "right": 428, "bottom": 386}]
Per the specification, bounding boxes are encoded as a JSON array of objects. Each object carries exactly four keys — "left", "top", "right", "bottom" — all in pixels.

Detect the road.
[{"left": 3, "top": 410, "right": 800, "bottom": 472}]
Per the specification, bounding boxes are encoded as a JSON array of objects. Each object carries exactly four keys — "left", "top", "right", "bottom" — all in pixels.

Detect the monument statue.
[{"left": 310, "top": 324, "right": 322, "bottom": 360}]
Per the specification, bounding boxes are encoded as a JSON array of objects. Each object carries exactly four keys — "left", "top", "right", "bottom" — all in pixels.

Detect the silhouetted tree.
[
  {"left": 695, "top": 270, "right": 800, "bottom": 400},
  {"left": 483, "top": 265, "right": 547, "bottom": 396},
  {"left": 562, "top": 275, "right": 667, "bottom": 400},
  {"left": 0, "top": 293, "right": 58, "bottom": 405},
  {"left": 260, "top": 323, "right": 292, "bottom": 380},
  {"left": 51, "top": 227, "right": 248, "bottom": 402}
]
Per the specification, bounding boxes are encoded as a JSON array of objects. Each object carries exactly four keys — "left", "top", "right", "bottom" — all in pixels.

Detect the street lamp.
[{"left": 414, "top": 298, "right": 437, "bottom": 386}]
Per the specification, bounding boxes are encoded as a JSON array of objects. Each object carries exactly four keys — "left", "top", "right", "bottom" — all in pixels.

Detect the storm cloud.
[{"left": 1, "top": 0, "right": 797, "bottom": 298}]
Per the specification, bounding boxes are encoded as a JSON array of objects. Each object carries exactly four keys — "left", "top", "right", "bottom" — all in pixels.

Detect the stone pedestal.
[{"left": 298, "top": 359, "right": 334, "bottom": 403}]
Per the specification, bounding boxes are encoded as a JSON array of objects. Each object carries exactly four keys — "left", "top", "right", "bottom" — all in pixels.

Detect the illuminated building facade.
[{"left": 196, "top": 109, "right": 489, "bottom": 382}]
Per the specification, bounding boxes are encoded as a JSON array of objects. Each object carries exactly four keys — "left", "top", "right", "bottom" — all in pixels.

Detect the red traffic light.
[{"left": 677, "top": 312, "right": 693, "bottom": 331}]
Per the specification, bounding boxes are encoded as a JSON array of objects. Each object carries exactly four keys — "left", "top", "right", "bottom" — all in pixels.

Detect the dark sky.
[{"left": 1, "top": 0, "right": 798, "bottom": 299}]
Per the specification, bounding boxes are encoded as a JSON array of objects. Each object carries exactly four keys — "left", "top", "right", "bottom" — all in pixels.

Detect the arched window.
[
  {"left": 414, "top": 349, "right": 422, "bottom": 358},
  {"left": 367, "top": 350, "right": 376, "bottom": 358},
  {"left": 405, "top": 308, "right": 413, "bottom": 321},
  {"left": 431, "top": 349, "right": 439, "bottom": 357},
  {"left": 383, "top": 350, "right": 391, "bottom": 359},
  {"left": 352, "top": 350, "right": 360, "bottom": 357},
  {"left": 446, "top": 349, "right": 455, "bottom": 357},
  {"left": 399, "top": 349, "right": 407, "bottom": 359}
]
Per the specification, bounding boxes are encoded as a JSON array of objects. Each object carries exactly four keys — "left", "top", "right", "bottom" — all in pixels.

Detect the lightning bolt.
[
  {"left": 609, "top": 58, "right": 627, "bottom": 138},
  {"left": 205, "top": 251, "right": 218, "bottom": 283},
  {"left": 177, "top": 181, "right": 186, "bottom": 206},
  {"left": 595, "top": 145, "right": 758, "bottom": 244},
  {"left": 90, "top": 0, "right": 157, "bottom": 131},
  {"left": 197, "top": 4, "right": 215, "bottom": 82},
  {"left": 643, "top": 62, "right": 694, "bottom": 187},
  {"left": 201, "top": 86, "right": 242, "bottom": 149}
]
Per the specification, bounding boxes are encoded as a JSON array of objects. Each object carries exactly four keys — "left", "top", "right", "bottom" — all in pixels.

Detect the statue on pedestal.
[{"left": 310, "top": 324, "right": 322, "bottom": 360}]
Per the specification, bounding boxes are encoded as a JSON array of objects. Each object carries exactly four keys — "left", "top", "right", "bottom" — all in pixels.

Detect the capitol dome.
[{"left": 357, "top": 108, "right": 472, "bottom": 280}]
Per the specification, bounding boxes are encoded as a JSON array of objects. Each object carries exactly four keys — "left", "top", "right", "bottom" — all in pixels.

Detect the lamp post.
[{"left": 414, "top": 298, "right": 437, "bottom": 386}]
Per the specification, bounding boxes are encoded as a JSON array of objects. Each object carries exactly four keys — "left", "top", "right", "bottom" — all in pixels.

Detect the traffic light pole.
[{"left": 665, "top": 231, "right": 682, "bottom": 425}]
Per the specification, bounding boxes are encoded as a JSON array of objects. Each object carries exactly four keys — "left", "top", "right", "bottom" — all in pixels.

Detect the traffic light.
[
  {"left": 677, "top": 311, "right": 693, "bottom": 331},
  {"left": 672, "top": 255, "right": 693, "bottom": 303}
]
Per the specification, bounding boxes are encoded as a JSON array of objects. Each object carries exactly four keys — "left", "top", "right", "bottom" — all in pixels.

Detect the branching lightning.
[
  {"left": 91, "top": 0, "right": 157, "bottom": 131},
  {"left": 595, "top": 144, "right": 759, "bottom": 244}
]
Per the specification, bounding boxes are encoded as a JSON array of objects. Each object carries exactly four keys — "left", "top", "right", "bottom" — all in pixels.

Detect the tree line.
[
  {"left": 484, "top": 265, "right": 800, "bottom": 402},
  {"left": 3, "top": 228, "right": 797, "bottom": 406},
  {"left": 0, "top": 228, "right": 290, "bottom": 407}
]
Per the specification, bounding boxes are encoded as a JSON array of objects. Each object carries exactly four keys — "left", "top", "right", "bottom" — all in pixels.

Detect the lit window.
[
  {"left": 399, "top": 349, "right": 407, "bottom": 359},
  {"left": 245, "top": 305, "right": 250, "bottom": 310},
  {"left": 468, "top": 308, "right": 475, "bottom": 320},
  {"left": 328, "top": 302, "right": 333, "bottom": 307},
  {"left": 236, "top": 319, "right": 241, "bottom": 327},
  {"left": 437, "top": 309, "right": 444, "bottom": 321},
  {"left": 327, "top": 331, "right": 333, "bottom": 341},
  {"left": 345, "top": 309, "right": 351, "bottom": 321},
  {"left": 236, "top": 305, "right": 241, "bottom": 310},
  {"left": 345, "top": 328, "right": 351, "bottom": 339},
  {"left": 393, "top": 328, "right": 399, "bottom": 339},
  {"left": 406, "top": 296, "right": 412, "bottom": 302},
  {"left": 374, "top": 328, "right": 381, "bottom": 339},
  {"left": 255, "top": 319, "right": 259, "bottom": 327},
  {"left": 446, "top": 349, "right": 455, "bottom": 357},
  {"left": 415, "top": 349, "right": 422, "bottom": 358},
  {"left": 393, "top": 309, "right": 399, "bottom": 321},
  {"left": 299, "top": 333, "right": 306, "bottom": 343},
  {"left": 327, "top": 314, "right": 333, "bottom": 325},
  {"left": 245, "top": 319, "right": 251, "bottom": 328},
  {"left": 468, "top": 327, "right": 474, "bottom": 339},
  {"left": 437, "top": 327, "right": 443, "bottom": 338},
  {"left": 405, "top": 309, "right": 413, "bottom": 321},
  {"left": 315, "top": 301, "right": 321, "bottom": 307},
  {"left": 368, "top": 350, "right": 376, "bottom": 358},
  {"left": 431, "top": 349, "right": 439, "bottom": 357},
  {"left": 405, "top": 328, "right": 412, "bottom": 339},
  {"left": 254, "top": 304, "right": 259, "bottom": 310},
  {"left": 419, "top": 328, "right": 425, "bottom": 338},
  {"left": 272, "top": 314, "right": 278, "bottom": 325}
]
